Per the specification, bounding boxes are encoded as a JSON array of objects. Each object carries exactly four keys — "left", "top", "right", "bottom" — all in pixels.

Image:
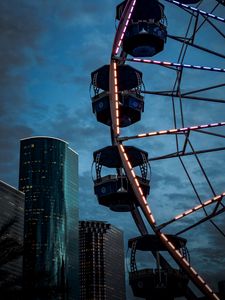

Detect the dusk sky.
[{"left": 0, "top": 0, "right": 225, "bottom": 298}]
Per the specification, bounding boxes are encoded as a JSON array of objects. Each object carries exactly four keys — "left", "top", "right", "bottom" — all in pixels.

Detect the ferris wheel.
[{"left": 90, "top": 0, "right": 225, "bottom": 299}]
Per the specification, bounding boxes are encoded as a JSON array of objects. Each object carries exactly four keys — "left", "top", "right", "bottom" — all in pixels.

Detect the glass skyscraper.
[
  {"left": 79, "top": 220, "right": 126, "bottom": 300},
  {"left": 0, "top": 180, "right": 24, "bottom": 292},
  {"left": 19, "top": 137, "right": 79, "bottom": 299}
]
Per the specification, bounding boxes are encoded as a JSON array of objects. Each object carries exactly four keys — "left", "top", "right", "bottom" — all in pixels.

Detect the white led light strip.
[
  {"left": 109, "top": 61, "right": 120, "bottom": 137},
  {"left": 159, "top": 193, "right": 225, "bottom": 229},
  {"left": 113, "top": 0, "right": 136, "bottom": 56},
  {"left": 118, "top": 143, "right": 156, "bottom": 224},
  {"left": 129, "top": 58, "right": 225, "bottom": 73},
  {"left": 119, "top": 122, "right": 225, "bottom": 141},
  {"left": 165, "top": 0, "right": 225, "bottom": 23}
]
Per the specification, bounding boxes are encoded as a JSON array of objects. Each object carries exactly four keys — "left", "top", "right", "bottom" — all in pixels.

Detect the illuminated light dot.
[
  {"left": 128, "top": 13, "right": 132, "bottom": 19},
  {"left": 175, "top": 214, "right": 183, "bottom": 220},
  {"left": 148, "top": 132, "right": 157, "bottom": 136},
  {"left": 138, "top": 133, "right": 147, "bottom": 137},
  {"left": 124, "top": 153, "right": 128, "bottom": 161},
  {"left": 138, "top": 187, "right": 144, "bottom": 196},
  {"left": 133, "top": 58, "right": 141, "bottom": 62},
  {"left": 131, "top": 170, "right": 136, "bottom": 177},
  {"left": 200, "top": 125, "right": 208, "bottom": 128},
  {"left": 218, "top": 17, "right": 224, "bottom": 21},
  {"left": 127, "top": 161, "right": 132, "bottom": 169},
  {"left": 121, "top": 33, "right": 125, "bottom": 40},
  {"left": 168, "top": 242, "right": 175, "bottom": 250},
  {"left": 194, "top": 65, "right": 201, "bottom": 69},
  {"left": 184, "top": 209, "right": 193, "bottom": 215},
  {"left": 211, "top": 123, "right": 219, "bottom": 126},
  {"left": 197, "top": 275, "right": 205, "bottom": 284},
  {"left": 192, "top": 7, "right": 197, "bottom": 11},
  {"left": 120, "top": 145, "right": 125, "bottom": 152},
  {"left": 203, "top": 67, "right": 211, "bottom": 70},
  {"left": 163, "top": 62, "right": 172, "bottom": 66},
  {"left": 116, "top": 119, "right": 119, "bottom": 126},
  {"left": 160, "top": 233, "right": 168, "bottom": 241},
  {"left": 190, "top": 267, "right": 198, "bottom": 275},
  {"left": 213, "top": 294, "right": 220, "bottom": 300},
  {"left": 146, "top": 206, "right": 151, "bottom": 214},
  {"left": 194, "top": 204, "right": 202, "bottom": 210},
  {"left": 180, "top": 127, "right": 188, "bottom": 131},
  {"left": 204, "top": 199, "right": 213, "bottom": 205},
  {"left": 142, "top": 196, "right": 147, "bottom": 204},
  {"left": 190, "top": 126, "right": 198, "bottom": 129},
  {"left": 183, "top": 259, "right": 189, "bottom": 266},
  {"left": 223, "top": 192, "right": 225, "bottom": 196},
  {"left": 150, "top": 215, "right": 155, "bottom": 224},
  {"left": 115, "top": 47, "right": 120, "bottom": 54},
  {"left": 184, "top": 64, "right": 191, "bottom": 68},
  {"left": 153, "top": 60, "right": 160, "bottom": 64},
  {"left": 213, "top": 195, "right": 222, "bottom": 201},
  {"left": 175, "top": 250, "right": 182, "bottom": 258},
  {"left": 169, "top": 129, "right": 178, "bottom": 133},
  {"left": 159, "top": 130, "right": 167, "bottom": 134},
  {"left": 205, "top": 285, "right": 213, "bottom": 293},
  {"left": 134, "top": 178, "right": 140, "bottom": 187},
  {"left": 143, "top": 59, "right": 150, "bottom": 63}
]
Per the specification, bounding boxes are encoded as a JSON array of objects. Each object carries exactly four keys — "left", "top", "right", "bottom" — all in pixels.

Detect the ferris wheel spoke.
[
  {"left": 149, "top": 146, "right": 225, "bottom": 162},
  {"left": 141, "top": 90, "right": 225, "bottom": 104},
  {"left": 119, "top": 122, "right": 225, "bottom": 142},
  {"left": 182, "top": 83, "right": 225, "bottom": 96},
  {"left": 175, "top": 206, "right": 225, "bottom": 236},
  {"left": 158, "top": 193, "right": 225, "bottom": 230},
  {"left": 164, "top": 0, "right": 225, "bottom": 23},
  {"left": 195, "top": 129, "right": 225, "bottom": 139},
  {"left": 194, "top": 2, "right": 219, "bottom": 35},
  {"left": 126, "top": 57, "right": 225, "bottom": 72},
  {"left": 168, "top": 34, "right": 225, "bottom": 60}
]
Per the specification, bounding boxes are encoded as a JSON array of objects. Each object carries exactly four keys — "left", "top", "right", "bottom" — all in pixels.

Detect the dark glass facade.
[
  {"left": 79, "top": 220, "right": 126, "bottom": 300},
  {"left": 0, "top": 180, "right": 24, "bottom": 288},
  {"left": 19, "top": 137, "right": 79, "bottom": 299}
]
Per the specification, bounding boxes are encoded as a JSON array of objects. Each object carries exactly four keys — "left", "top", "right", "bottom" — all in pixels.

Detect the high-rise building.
[
  {"left": 19, "top": 137, "right": 79, "bottom": 299},
  {"left": 0, "top": 180, "right": 24, "bottom": 289},
  {"left": 79, "top": 220, "right": 126, "bottom": 300}
]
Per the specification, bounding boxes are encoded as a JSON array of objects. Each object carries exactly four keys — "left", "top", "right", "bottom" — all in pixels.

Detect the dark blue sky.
[{"left": 0, "top": 0, "right": 225, "bottom": 298}]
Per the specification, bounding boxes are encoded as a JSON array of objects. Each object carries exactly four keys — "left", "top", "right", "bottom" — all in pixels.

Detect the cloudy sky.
[{"left": 0, "top": 0, "right": 224, "bottom": 298}]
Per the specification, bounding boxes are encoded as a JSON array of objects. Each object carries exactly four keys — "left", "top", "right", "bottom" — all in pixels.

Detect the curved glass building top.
[{"left": 19, "top": 137, "right": 79, "bottom": 299}]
